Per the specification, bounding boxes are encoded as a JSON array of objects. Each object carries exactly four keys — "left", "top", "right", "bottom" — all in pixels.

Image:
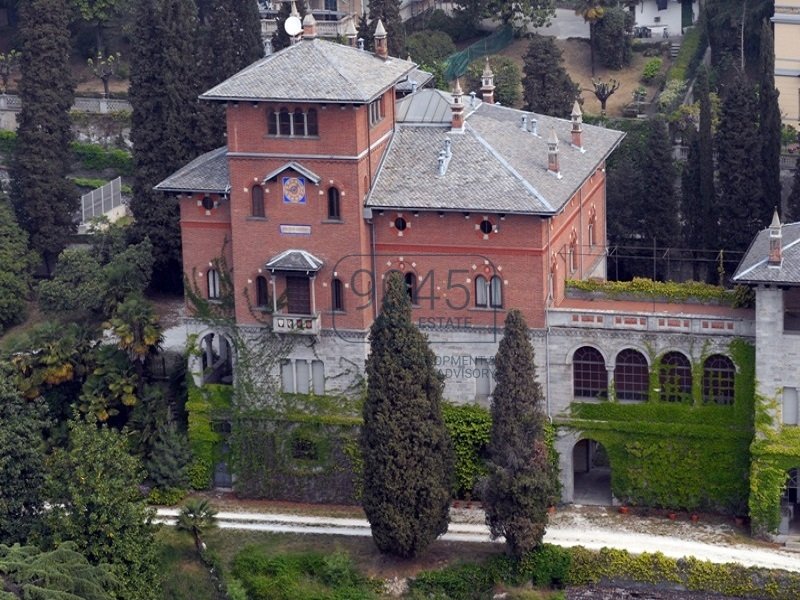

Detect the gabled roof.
[
  {"left": 154, "top": 147, "right": 229, "bottom": 194},
  {"left": 733, "top": 222, "right": 800, "bottom": 284},
  {"left": 367, "top": 91, "right": 625, "bottom": 214},
  {"left": 200, "top": 38, "right": 417, "bottom": 104},
  {"left": 266, "top": 249, "right": 324, "bottom": 272},
  {"left": 262, "top": 161, "right": 321, "bottom": 184}
]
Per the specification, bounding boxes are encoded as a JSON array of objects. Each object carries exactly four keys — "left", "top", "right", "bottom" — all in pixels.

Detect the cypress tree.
[
  {"left": 639, "top": 117, "right": 678, "bottom": 248},
  {"left": 681, "top": 128, "right": 704, "bottom": 279},
  {"left": 11, "top": 0, "right": 75, "bottom": 274},
  {"left": 787, "top": 155, "right": 800, "bottom": 223},
  {"left": 716, "top": 75, "right": 767, "bottom": 258},
  {"left": 357, "top": 13, "right": 372, "bottom": 52},
  {"left": 522, "top": 34, "right": 579, "bottom": 118},
  {"left": 758, "top": 19, "right": 782, "bottom": 210},
  {"left": 368, "top": 0, "right": 405, "bottom": 57},
  {"left": 484, "top": 309, "right": 558, "bottom": 558},
  {"left": 697, "top": 67, "right": 717, "bottom": 258},
  {"left": 196, "top": 0, "right": 265, "bottom": 151},
  {"left": 361, "top": 272, "right": 453, "bottom": 558},
  {"left": 128, "top": 0, "right": 200, "bottom": 293}
]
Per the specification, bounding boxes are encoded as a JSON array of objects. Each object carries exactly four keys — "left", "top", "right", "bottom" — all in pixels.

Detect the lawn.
[{"left": 158, "top": 528, "right": 222, "bottom": 600}]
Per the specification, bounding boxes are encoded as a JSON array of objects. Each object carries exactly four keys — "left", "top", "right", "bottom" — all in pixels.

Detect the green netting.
[{"left": 442, "top": 25, "right": 514, "bottom": 83}]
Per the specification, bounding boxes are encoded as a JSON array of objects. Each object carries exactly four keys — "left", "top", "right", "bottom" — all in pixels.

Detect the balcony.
[
  {"left": 272, "top": 313, "right": 322, "bottom": 335},
  {"left": 260, "top": 11, "right": 356, "bottom": 40}
]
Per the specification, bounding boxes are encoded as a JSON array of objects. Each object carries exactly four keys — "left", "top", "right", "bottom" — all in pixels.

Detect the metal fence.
[
  {"left": 442, "top": 25, "right": 513, "bottom": 83},
  {"left": 80, "top": 177, "right": 124, "bottom": 225}
]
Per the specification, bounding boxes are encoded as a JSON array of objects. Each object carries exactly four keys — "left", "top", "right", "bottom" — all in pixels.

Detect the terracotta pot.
[
  {"left": 690, "top": 513, "right": 699, "bottom": 522},
  {"left": 548, "top": 505, "right": 556, "bottom": 515},
  {"left": 618, "top": 506, "right": 629, "bottom": 514},
  {"left": 667, "top": 512, "right": 677, "bottom": 520}
]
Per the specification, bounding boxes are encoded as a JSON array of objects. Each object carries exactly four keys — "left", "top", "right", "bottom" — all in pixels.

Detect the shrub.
[
  {"left": 70, "top": 141, "right": 134, "bottom": 175},
  {"left": 641, "top": 57, "right": 663, "bottom": 83},
  {"left": 594, "top": 6, "right": 633, "bottom": 69},
  {"left": 442, "top": 403, "right": 491, "bottom": 498},
  {"left": 406, "top": 30, "right": 456, "bottom": 67},
  {"left": 666, "top": 24, "right": 705, "bottom": 83},
  {"left": 657, "top": 79, "right": 687, "bottom": 114},
  {"left": 466, "top": 55, "right": 522, "bottom": 107},
  {"left": 147, "top": 487, "right": 187, "bottom": 506}
]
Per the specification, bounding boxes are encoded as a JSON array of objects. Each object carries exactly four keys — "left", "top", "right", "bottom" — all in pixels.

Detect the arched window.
[
  {"left": 703, "top": 354, "right": 736, "bottom": 405},
  {"left": 659, "top": 351, "right": 691, "bottom": 402},
  {"left": 293, "top": 108, "right": 305, "bottom": 135},
  {"left": 251, "top": 184, "right": 264, "bottom": 217},
  {"left": 588, "top": 214, "right": 596, "bottom": 247},
  {"left": 569, "top": 238, "right": 578, "bottom": 272},
  {"left": 256, "top": 275, "right": 269, "bottom": 308},
  {"left": 327, "top": 187, "right": 341, "bottom": 220},
  {"left": 573, "top": 346, "right": 607, "bottom": 399},
  {"left": 489, "top": 276, "right": 503, "bottom": 308},
  {"left": 267, "top": 109, "right": 277, "bottom": 135},
  {"left": 278, "top": 108, "right": 291, "bottom": 136},
  {"left": 475, "top": 275, "right": 487, "bottom": 307},
  {"left": 207, "top": 268, "right": 220, "bottom": 300},
  {"left": 307, "top": 108, "right": 318, "bottom": 136},
  {"left": 331, "top": 278, "right": 344, "bottom": 311},
  {"left": 615, "top": 349, "right": 648, "bottom": 401},
  {"left": 404, "top": 272, "right": 417, "bottom": 304}
]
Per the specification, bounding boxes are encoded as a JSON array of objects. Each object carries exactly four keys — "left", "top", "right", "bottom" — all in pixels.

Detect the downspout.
[{"left": 545, "top": 217, "right": 552, "bottom": 420}]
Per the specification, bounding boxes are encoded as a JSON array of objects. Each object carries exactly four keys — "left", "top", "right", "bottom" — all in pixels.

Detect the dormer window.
[{"left": 268, "top": 107, "right": 319, "bottom": 137}]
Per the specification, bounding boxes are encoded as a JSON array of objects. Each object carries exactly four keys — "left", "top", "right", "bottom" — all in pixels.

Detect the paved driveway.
[{"left": 481, "top": 8, "right": 590, "bottom": 39}]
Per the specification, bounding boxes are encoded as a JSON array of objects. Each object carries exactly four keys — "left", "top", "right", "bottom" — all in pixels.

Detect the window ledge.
[
  {"left": 265, "top": 135, "right": 321, "bottom": 140},
  {"left": 246, "top": 216, "right": 269, "bottom": 221},
  {"left": 322, "top": 219, "right": 344, "bottom": 224}
]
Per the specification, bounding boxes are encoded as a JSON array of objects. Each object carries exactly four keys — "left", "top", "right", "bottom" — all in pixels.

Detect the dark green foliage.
[
  {"left": 145, "top": 425, "right": 192, "bottom": 490},
  {"left": 405, "top": 30, "right": 455, "bottom": 67},
  {"left": 196, "top": 0, "right": 264, "bottom": 150},
  {"left": 639, "top": 117, "right": 678, "bottom": 245},
  {"left": 593, "top": 5, "right": 632, "bottom": 70},
  {"left": 231, "top": 547, "right": 377, "bottom": 600},
  {"left": 11, "top": 0, "right": 76, "bottom": 272},
  {"left": 758, "top": 19, "right": 782, "bottom": 212},
  {"left": 465, "top": 55, "right": 521, "bottom": 107},
  {"left": 0, "top": 378, "right": 46, "bottom": 544},
  {"left": 361, "top": 272, "right": 453, "bottom": 558},
  {"left": 356, "top": 13, "right": 372, "bottom": 51},
  {"left": 0, "top": 542, "right": 118, "bottom": 600},
  {"left": 716, "top": 75, "right": 768, "bottom": 257},
  {"left": 70, "top": 140, "right": 133, "bottom": 175},
  {"left": 787, "top": 152, "right": 800, "bottom": 223},
  {"left": 368, "top": 0, "right": 405, "bottom": 57},
  {"left": 482, "top": 0, "right": 554, "bottom": 28},
  {"left": 43, "top": 419, "right": 161, "bottom": 600},
  {"left": 484, "top": 310, "right": 558, "bottom": 557},
  {"left": 522, "top": 34, "right": 579, "bottom": 117},
  {"left": 271, "top": 0, "right": 308, "bottom": 53},
  {"left": 697, "top": 67, "right": 716, "bottom": 252},
  {"left": 0, "top": 198, "right": 35, "bottom": 333},
  {"left": 128, "top": 0, "right": 200, "bottom": 293}
]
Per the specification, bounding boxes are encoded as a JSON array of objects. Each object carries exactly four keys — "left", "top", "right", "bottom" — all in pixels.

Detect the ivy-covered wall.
[
  {"left": 561, "top": 340, "right": 755, "bottom": 513},
  {"left": 186, "top": 380, "right": 233, "bottom": 489},
  {"left": 749, "top": 394, "right": 800, "bottom": 536}
]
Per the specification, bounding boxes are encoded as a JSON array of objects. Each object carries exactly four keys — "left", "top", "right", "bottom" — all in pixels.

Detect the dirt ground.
[{"left": 501, "top": 37, "right": 669, "bottom": 117}]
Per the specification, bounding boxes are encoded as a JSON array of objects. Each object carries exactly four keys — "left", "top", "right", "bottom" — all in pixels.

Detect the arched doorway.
[
  {"left": 780, "top": 467, "right": 800, "bottom": 534},
  {"left": 573, "top": 439, "right": 612, "bottom": 505},
  {"left": 199, "top": 332, "right": 233, "bottom": 385}
]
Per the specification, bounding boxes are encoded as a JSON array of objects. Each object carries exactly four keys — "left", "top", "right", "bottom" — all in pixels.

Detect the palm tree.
[
  {"left": 176, "top": 499, "right": 218, "bottom": 555},
  {"left": 575, "top": 1, "right": 605, "bottom": 75}
]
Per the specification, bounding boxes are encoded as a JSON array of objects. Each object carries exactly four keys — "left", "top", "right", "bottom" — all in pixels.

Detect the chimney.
[
  {"left": 547, "top": 128, "right": 561, "bottom": 179},
  {"left": 529, "top": 116, "right": 538, "bottom": 136},
  {"left": 769, "top": 208, "right": 783, "bottom": 267},
  {"left": 344, "top": 18, "right": 357, "bottom": 47},
  {"left": 520, "top": 114, "right": 527, "bottom": 131},
  {"left": 571, "top": 100, "right": 584, "bottom": 151},
  {"left": 451, "top": 79, "right": 465, "bottom": 132},
  {"left": 302, "top": 12, "right": 317, "bottom": 39},
  {"left": 481, "top": 58, "right": 495, "bottom": 104},
  {"left": 374, "top": 19, "right": 388, "bottom": 59}
]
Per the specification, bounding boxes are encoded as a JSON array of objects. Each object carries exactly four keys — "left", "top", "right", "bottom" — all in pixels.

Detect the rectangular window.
[
  {"left": 368, "top": 98, "right": 383, "bottom": 127},
  {"left": 324, "top": 0, "right": 337, "bottom": 11},
  {"left": 784, "top": 387, "right": 799, "bottom": 425},
  {"left": 280, "top": 360, "right": 294, "bottom": 393},
  {"left": 312, "top": 360, "right": 325, "bottom": 394},
  {"left": 295, "top": 360, "right": 310, "bottom": 394},
  {"left": 475, "top": 358, "right": 494, "bottom": 401}
]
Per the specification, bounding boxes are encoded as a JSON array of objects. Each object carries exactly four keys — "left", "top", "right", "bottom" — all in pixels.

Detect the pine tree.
[
  {"left": 368, "top": 0, "right": 405, "bottom": 57},
  {"left": 128, "top": 0, "right": 200, "bottom": 293},
  {"left": 271, "top": 0, "right": 308, "bottom": 53},
  {"left": 484, "top": 309, "right": 557, "bottom": 558},
  {"left": 11, "top": 0, "right": 75, "bottom": 274},
  {"left": 0, "top": 376, "right": 46, "bottom": 544},
  {"left": 681, "top": 128, "right": 704, "bottom": 278},
  {"left": 716, "top": 75, "right": 767, "bottom": 259},
  {"left": 44, "top": 419, "right": 160, "bottom": 600},
  {"left": 522, "top": 34, "right": 579, "bottom": 118},
  {"left": 361, "top": 272, "right": 453, "bottom": 558},
  {"left": 759, "top": 19, "right": 782, "bottom": 211}
]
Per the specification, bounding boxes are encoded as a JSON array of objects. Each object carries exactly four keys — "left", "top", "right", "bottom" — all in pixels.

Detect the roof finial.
[
  {"left": 374, "top": 19, "right": 388, "bottom": 59},
  {"left": 769, "top": 207, "right": 783, "bottom": 266}
]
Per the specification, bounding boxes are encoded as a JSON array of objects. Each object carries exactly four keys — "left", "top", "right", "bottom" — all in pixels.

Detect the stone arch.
[
  {"left": 564, "top": 343, "right": 608, "bottom": 366},
  {"left": 613, "top": 347, "right": 650, "bottom": 402},
  {"left": 572, "top": 437, "right": 612, "bottom": 505},
  {"left": 780, "top": 467, "right": 800, "bottom": 535},
  {"left": 189, "top": 330, "right": 235, "bottom": 386}
]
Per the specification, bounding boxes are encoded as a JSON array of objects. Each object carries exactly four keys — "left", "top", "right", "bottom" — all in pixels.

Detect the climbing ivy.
[
  {"left": 562, "top": 340, "right": 755, "bottom": 513},
  {"left": 442, "top": 403, "right": 491, "bottom": 498},
  {"left": 186, "top": 379, "right": 231, "bottom": 489}
]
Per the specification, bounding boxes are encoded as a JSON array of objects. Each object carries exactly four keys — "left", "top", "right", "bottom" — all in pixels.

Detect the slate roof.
[
  {"left": 733, "top": 222, "right": 800, "bottom": 284},
  {"left": 201, "top": 38, "right": 417, "bottom": 103},
  {"left": 266, "top": 249, "right": 324, "bottom": 272},
  {"left": 395, "top": 67, "right": 434, "bottom": 94},
  {"left": 367, "top": 92, "right": 626, "bottom": 214},
  {"left": 154, "top": 146, "right": 229, "bottom": 194}
]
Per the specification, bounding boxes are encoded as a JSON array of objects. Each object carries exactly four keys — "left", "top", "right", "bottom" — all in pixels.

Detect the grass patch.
[{"left": 157, "top": 527, "right": 220, "bottom": 600}]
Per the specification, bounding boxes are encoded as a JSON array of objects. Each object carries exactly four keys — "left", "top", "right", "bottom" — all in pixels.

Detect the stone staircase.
[{"left": 670, "top": 42, "right": 681, "bottom": 59}]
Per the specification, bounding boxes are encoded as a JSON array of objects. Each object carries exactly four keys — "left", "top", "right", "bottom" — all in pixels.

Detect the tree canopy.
[
  {"left": 361, "top": 272, "right": 453, "bottom": 558},
  {"left": 522, "top": 34, "right": 579, "bottom": 117}
]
